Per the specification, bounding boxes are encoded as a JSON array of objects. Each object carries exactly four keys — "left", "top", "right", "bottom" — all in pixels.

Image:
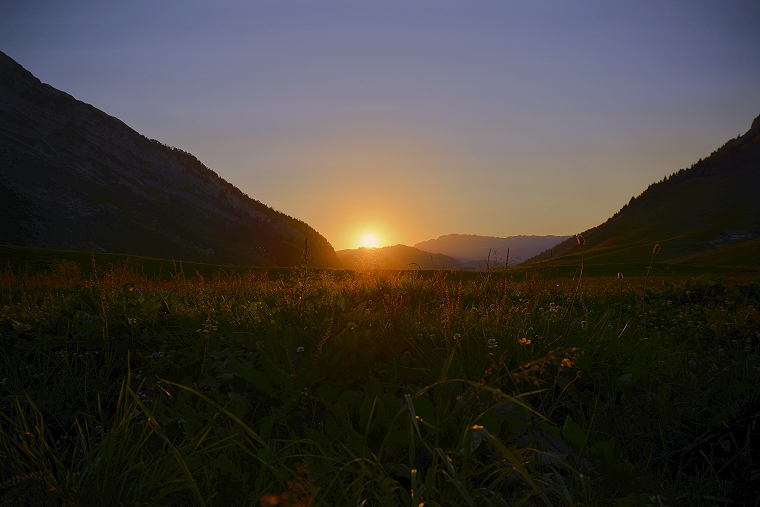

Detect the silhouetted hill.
[
  {"left": 524, "top": 113, "right": 760, "bottom": 267},
  {"left": 336, "top": 244, "right": 463, "bottom": 270},
  {"left": 0, "top": 51, "right": 340, "bottom": 267},
  {"left": 414, "top": 234, "right": 572, "bottom": 267}
]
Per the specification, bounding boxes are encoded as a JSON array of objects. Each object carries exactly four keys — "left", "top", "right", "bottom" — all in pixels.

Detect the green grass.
[
  {"left": 1, "top": 249, "right": 759, "bottom": 506},
  {"left": 674, "top": 236, "right": 760, "bottom": 268}
]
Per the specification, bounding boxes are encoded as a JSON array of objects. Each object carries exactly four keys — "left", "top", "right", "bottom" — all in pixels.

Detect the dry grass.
[{"left": 1, "top": 256, "right": 759, "bottom": 505}]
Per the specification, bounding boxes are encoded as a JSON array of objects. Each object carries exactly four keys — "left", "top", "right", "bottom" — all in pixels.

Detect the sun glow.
[{"left": 360, "top": 233, "right": 380, "bottom": 248}]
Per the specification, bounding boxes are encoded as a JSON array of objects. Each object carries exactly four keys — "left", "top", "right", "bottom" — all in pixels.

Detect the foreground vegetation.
[{"left": 1, "top": 253, "right": 759, "bottom": 506}]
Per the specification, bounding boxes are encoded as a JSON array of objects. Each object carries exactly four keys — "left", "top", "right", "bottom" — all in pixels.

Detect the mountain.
[
  {"left": 337, "top": 244, "right": 464, "bottom": 270},
  {"left": 414, "top": 234, "right": 572, "bottom": 267},
  {"left": 524, "top": 114, "right": 760, "bottom": 268},
  {"left": 0, "top": 51, "right": 340, "bottom": 268}
]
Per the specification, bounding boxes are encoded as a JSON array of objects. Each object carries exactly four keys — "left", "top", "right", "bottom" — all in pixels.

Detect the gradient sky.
[{"left": 3, "top": 1, "right": 760, "bottom": 250}]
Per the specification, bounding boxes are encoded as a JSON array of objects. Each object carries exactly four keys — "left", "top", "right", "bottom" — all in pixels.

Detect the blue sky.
[{"left": 3, "top": 0, "right": 759, "bottom": 249}]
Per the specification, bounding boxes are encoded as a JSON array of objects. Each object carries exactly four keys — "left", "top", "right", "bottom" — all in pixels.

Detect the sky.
[{"left": 2, "top": 1, "right": 760, "bottom": 250}]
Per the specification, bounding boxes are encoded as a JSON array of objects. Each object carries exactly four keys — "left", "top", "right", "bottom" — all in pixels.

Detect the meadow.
[{"left": 1, "top": 247, "right": 759, "bottom": 506}]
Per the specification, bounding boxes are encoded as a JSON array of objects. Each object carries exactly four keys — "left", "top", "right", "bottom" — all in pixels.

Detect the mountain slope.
[
  {"left": 414, "top": 234, "right": 572, "bottom": 266},
  {"left": 0, "top": 51, "right": 340, "bottom": 268},
  {"left": 524, "top": 114, "right": 760, "bottom": 267},
  {"left": 337, "top": 245, "right": 463, "bottom": 270}
]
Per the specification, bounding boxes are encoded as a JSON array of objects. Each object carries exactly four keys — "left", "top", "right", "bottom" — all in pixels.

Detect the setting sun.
[{"left": 360, "top": 233, "right": 379, "bottom": 248}]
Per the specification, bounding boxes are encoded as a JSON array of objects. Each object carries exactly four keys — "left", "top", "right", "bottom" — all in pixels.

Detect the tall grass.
[{"left": 0, "top": 255, "right": 758, "bottom": 505}]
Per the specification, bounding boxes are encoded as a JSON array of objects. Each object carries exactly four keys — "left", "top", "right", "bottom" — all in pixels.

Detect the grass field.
[{"left": 1, "top": 246, "right": 759, "bottom": 506}]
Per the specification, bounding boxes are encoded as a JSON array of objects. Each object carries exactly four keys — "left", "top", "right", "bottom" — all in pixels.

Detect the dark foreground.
[{"left": 1, "top": 259, "right": 759, "bottom": 506}]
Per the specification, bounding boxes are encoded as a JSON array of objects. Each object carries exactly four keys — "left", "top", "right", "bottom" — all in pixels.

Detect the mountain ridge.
[
  {"left": 0, "top": 51, "right": 340, "bottom": 267},
  {"left": 523, "top": 113, "right": 760, "bottom": 267}
]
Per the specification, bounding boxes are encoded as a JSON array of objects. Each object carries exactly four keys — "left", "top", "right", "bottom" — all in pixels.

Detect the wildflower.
[
  {"left": 260, "top": 493, "right": 281, "bottom": 506},
  {"left": 576, "top": 233, "right": 586, "bottom": 246},
  {"left": 580, "top": 321, "right": 588, "bottom": 329},
  {"left": 561, "top": 358, "right": 573, "bottom": 368},
  {"left": 653, "top": 243, "right": 661, "bottom": 255},
  {"left": 617, "top": 272, "right": 623, "bottom": 280},
  {"left": 296, "top": 346, "right": 304, "bottom": 353},
  {"left": 518, "top": 337, "right": 531, "bottom": 346},
  {"left": 486, "top": 338, "right": 498, "bottom": 349},
  {"left": 453, "top": 333, "right": 461, "bottom": 340}
]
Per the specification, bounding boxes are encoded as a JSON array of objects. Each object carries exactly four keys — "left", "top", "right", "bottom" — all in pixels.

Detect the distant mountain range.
[
  {"left": 337, "top": 236, "right": 574, "bottom": 272},
  {"left": 524, "top": 113, "right": 760, "bottom": 268},
  {"left": 337, "top": 244, "right": 463, "bottom": 270},
  {"left": 414, "top": 234, "right": 572, "bottom": 267},
  {"left": 0, "top": 51, "right": 340, "bottom": 268}
]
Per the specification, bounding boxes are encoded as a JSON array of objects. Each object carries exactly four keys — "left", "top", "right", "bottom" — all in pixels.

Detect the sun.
[{"left": 360, "top": 233, "right": 379, "bottom": 248}]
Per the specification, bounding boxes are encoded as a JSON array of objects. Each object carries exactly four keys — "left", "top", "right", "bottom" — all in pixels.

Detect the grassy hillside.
[
  {"left": 525, "top": 114, "right": 760, "bottom": 268},
  {"left": 674, "top": 236, "right": 760, "bottom": 268}
]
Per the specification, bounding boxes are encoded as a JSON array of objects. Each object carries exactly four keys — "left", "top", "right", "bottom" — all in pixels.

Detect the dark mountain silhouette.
[
  {"left": 337, "top": 244, "right": 463, "bottom": 270},
  {"left": 0, "top": 51, "right": 340, "bottom": 268},
  {"left": 524, "top": 113, "right": 760, "bottom": 267},
  {"left": 414, "top": 234, "right": 572, "bottom": 267}
]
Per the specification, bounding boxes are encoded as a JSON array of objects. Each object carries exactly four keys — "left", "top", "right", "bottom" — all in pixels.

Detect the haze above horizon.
[{"left": 2, "top": 1, "right": 759, "bottom": 250}]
